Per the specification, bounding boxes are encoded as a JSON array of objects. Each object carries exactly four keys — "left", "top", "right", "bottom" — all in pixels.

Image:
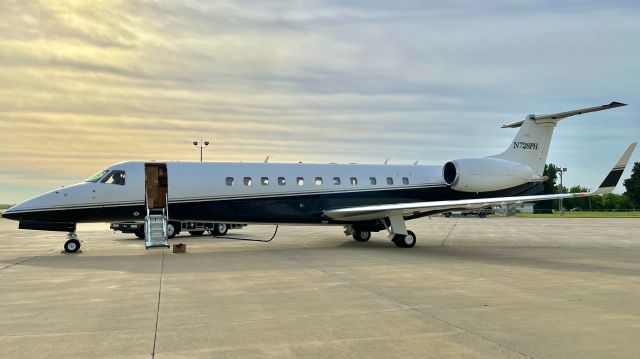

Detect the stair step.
[{"left": 144, "top": 214, "right": 169, "bottom": 249}]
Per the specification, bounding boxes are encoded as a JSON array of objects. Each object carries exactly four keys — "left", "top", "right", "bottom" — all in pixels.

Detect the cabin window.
[
  {"left": 333, "top": 177, "right": 341, "bottom": 185},
  {"left": 386, "top": 177, "right": 393, "bottom": 185},
  {"left": 315, "top": 177, "right": 323, "bottom": 186},
  {"left": 101, "top": 170, "right": 126, "bottom": 185},
  {"left": 402, "top": 177, "right": 409, "bottom": 185},
  {"left": 369, "top": 177, "right": 377, "bottom": 185},
  {"left": 278, "top": 177, "right": 286, "bottom": 185},
  {"left": 226, "top": 177, "right": 234, "bottom": 186},
  {"left": 297, "top": 177, "right": 304, "bottom": 186},
  {"left": 350, "top": 177, "right": 358, "bottom": 185},
  {"left": 85, "top": 169, "right": 109, "bottom": 183},
  {"left": 244, "top": 177, "right": 252, "bottom": 186},
  {"left": 261, "top": 177, "right": 269, "bottom": 186}
]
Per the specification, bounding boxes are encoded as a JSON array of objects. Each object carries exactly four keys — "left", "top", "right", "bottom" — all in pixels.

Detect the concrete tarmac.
[{"left": 0, "top": 217, "right": 639, "bottom": 358}]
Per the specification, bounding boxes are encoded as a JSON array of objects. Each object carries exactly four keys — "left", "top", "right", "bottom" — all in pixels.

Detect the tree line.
[{"left": 535, "top": 162, "right": 640, "bottom": 212}]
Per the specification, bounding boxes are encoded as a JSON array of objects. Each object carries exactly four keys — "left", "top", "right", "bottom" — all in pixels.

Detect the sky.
[{"left": 1, "top": 0, "right": 639, "bottom": 204}]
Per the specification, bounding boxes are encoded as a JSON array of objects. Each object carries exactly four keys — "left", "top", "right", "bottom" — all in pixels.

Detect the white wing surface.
[{"left": 324, "top": 143, "right": 636, "bottom": 222}]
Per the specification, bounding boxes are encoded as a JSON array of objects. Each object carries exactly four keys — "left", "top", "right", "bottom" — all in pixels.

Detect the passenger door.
[{"left": 145, "top": 163, "right": 168, "bottom": 210}]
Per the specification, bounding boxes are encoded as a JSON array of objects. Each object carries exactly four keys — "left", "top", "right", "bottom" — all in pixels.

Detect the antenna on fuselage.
[
  {"left": 384, "top": 158, "right": 389, "bottom": 165},
  {"left": 413, "top": 160, "right": 419, "bottom": 165},
  {"left": 264, "top": 156, "right": 270, "bottom": 163}
]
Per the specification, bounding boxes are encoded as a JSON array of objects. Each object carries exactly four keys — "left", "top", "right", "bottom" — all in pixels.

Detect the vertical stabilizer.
[{"left": 489, "top": 117, "right": 555, "bottom": 175}]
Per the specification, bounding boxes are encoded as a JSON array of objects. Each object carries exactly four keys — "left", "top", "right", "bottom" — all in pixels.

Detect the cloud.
[{"left": 0, "top": 0, "right": 639, "bottom": 203}]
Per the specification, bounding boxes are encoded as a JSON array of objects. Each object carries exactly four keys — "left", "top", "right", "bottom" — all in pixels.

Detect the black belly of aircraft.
[{"left": 4, "top": 183, "right": 542, "bottom": 231}]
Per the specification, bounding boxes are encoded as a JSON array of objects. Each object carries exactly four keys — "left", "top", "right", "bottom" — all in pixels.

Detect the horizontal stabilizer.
[{"left": 502, "top": 101, "right": 626, "bottom": 128}]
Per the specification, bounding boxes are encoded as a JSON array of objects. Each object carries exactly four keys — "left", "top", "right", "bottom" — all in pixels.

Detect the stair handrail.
[
  {"left": 165, "top": 192, "right": 169, "bottom": 220},
  {"left": 145, "top": 191, "right": 150, "bottom": 217},
  {"left": 162, "top": 208, "right": 167, "bottom": 239},
  {"left": 144, "top": 191, "right": 150, "bottom": 242}
]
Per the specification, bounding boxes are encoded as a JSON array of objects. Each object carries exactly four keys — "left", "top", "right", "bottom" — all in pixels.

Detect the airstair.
[{"left": 145, "top": 195, "right": 170, "bottom": 249}]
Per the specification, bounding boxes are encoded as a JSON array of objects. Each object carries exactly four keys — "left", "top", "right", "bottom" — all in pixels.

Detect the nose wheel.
[{"left": 64, "top": 233, "right": 81, "bottom": 253}]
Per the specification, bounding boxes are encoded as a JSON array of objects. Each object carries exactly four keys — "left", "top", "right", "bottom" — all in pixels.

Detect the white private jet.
[{"left": 2, "top": 102, "right": 636, "bottom": 253}]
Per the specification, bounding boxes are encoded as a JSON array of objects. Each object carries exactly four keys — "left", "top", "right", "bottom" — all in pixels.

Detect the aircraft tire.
[
  {"left": 167, "top": 223, "right": 177, "bottom": 239},
  {"left": 353, "top": 230, "right": 371, "bottom": 242},
  {"left": 64, "top": 238, "right": 81, "bottom": 253},
  {"left": 213, "top": 223, "right": 228, "bottom": 236},
  {"left": 392, "top": 230, "right": 416, "bottom": 248},
  {"left": 189, "top": 230, "right": 205, "bottom": 236},
  {"left": 134, "top": 231, "right": 145, "bottom": 239},
  {"left": 479, "top": 212, "right": 486, "bottom": 218},
  {"left": 444, "top": 212, "right": 451, "bottom": 218}
]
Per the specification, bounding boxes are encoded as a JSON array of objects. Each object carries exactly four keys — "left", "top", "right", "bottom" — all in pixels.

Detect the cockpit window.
[
  {"left": 85, "top": 170, "right": 109, "bottom": 183},
  {"left": 101, "top": 170, "right": 126, "bottom": 185}
]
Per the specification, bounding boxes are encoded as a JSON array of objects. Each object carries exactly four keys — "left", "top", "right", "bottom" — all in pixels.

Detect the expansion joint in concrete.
[{"left": 151, "top": 250, "right": 165, "bottom": 358}]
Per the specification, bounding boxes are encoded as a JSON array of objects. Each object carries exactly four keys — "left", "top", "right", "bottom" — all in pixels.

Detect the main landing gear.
[
  {"left": 386, "top": 215, "right": 416, "bottom": 248},
  {"left": 347, "top": 214, "right": 417, "bottom": 248},
  {"left": 391, "top": 230, "right": 416, "bottom": 248},
  {"left": 211, "top": 223, "right": 228, "bottom": 236},
  {"left": 64, "top": 232, "right": 81, "bottom": 253},
  {"left": 352, "top": 229, "right": 371, "bottom": 242}
]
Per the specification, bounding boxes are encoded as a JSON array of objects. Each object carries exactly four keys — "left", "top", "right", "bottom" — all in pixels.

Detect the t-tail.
[{"left": 490, "top": 101, "right": 627, "bottom": 175}]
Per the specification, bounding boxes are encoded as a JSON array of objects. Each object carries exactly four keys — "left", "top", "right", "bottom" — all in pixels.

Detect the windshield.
[
  {"left": 85, "top": 170, "right": 109, "bottom": 183},
  {"left": 101, "top": 170, "right": 126, "bottom": 185}
]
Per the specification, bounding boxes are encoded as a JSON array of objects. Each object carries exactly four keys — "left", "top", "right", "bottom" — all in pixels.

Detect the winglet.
[{"left": 592, "top": 142, "right": 637, "bottom": 195}]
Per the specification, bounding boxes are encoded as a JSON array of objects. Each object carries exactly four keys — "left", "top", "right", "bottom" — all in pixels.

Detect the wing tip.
[
  {"left": 596, "top": 142, "right": 637, "bottom": 192},
  {"left": 608, "top": 101, "right": 627, "bottom": 108}
]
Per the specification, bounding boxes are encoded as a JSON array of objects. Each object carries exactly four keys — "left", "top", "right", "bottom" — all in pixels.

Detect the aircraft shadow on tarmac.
[
  {"left": 335, "top": 240, "right": 640, "bottom": 277},
  {"left": 12, "top": 236, "right": 640, "bottom": 278}
]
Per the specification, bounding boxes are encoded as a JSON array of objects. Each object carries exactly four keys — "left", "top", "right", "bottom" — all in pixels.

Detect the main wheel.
[
  {"left": 189, "top": 230, "right": 205, "bottom": 236},
  {"left": 167, "top": 223, "right": 177, "bottom": 239},
  {"left": 212, "top": 223, "right": 228, "bottom": 236},
  {"left": 134, "top": 230, "right": 145, "bottom": 239},
  {"left": 478, "top": 211, "right": 486, "bottom": 218},
  {"left": 64, "top": 238, "right": 81, "bottom": 253},
  {"left": 392, "top": 230, "right": 416, "bottom": 248},
  {"left": 444, "top": 212, "right": 451, "bottom": 218},
  {"left": 352, "top": 230, "right": 371, "bottom": 242}
]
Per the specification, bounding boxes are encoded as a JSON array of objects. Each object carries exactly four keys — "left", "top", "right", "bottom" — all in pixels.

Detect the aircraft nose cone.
[{"left": 1, "top": 209, "right": 17, "bottom": 221}]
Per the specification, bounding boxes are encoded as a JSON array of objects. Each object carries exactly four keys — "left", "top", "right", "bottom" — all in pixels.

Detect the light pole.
[
  {"left": 193, "top": 139, "right": 210, "bottom": 162},
  {"left": 556, "top": 167, "right": 567, "bottom": 215}
]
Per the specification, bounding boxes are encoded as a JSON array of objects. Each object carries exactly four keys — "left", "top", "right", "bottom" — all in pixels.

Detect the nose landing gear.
[{"left": 64, "top": 232, "right": 81, "bottom": 253}]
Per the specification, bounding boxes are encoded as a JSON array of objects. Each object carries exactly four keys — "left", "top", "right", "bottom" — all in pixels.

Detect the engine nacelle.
[{"left": 443, "top": 158, "right": 534, "bottom": 193}]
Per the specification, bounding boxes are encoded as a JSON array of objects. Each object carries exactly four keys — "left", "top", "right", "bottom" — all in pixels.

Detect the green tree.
[
  {"left": 586, "top": 193, "right": 631, "bottom": 211},
  {"left": 543, "top": 163, "right": 559, "bottom": 194},
  {"left": 623, "top": 162, "right": 640, "bottom": 209},
  {"left": 600, "top": 193, "right": 631, "bottom": 210},
  {"left": 562, "top": 185, "right": 590, "bottom": 210}
]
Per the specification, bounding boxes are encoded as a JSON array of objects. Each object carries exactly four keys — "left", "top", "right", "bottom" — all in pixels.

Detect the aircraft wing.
[{"left": 323, "top": 143, "right": 636, "bottom": 222}]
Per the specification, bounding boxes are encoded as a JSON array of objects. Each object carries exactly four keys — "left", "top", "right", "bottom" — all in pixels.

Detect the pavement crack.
[
  {"left": 279, "top": 252, "right": 534, "bottom": 358},
  {"left": 422, "top": 311, "right": 535, "bottom": 359},
  {"left": 151, "top": 250, "right": 165, "bottom": 359},
  {"left": 0, "top": 249, "right": 58, "bottom": 271},
  {"left": 0, "top": 256, "right": 37, "bottom": 271},
  {"left": 441, "top": 218, "right": 459, "bottom": 246}
]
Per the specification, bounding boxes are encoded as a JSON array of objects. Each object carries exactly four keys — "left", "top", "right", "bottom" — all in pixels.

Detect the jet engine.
[{"left": 442, "top": 158, "right": 534, "bottom": 193}]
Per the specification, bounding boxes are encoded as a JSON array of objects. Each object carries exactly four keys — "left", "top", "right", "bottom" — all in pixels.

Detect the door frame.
[{"left": 145, "top": 163, "right": 168, "bottom": 209}]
